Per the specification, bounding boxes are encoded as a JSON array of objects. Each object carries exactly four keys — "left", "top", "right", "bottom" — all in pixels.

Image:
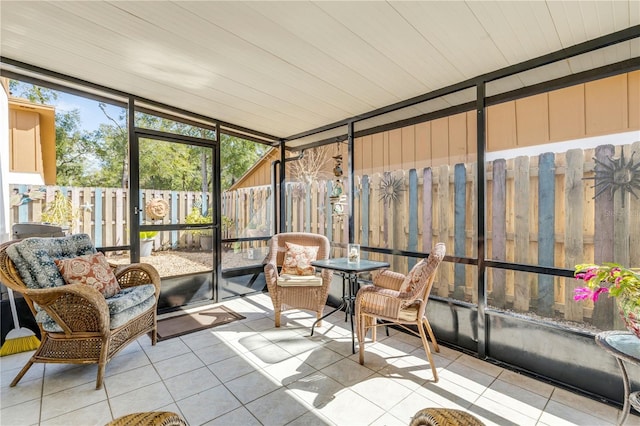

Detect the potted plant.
[
  {"left": 185, "top": 207, "right": 213, "bottom": 250},
  {"left": 574, "top": 263, "right": 640, "bottom": 338},
  {"left": 139, "top": 231, "right": 158, "bottom": 257}
]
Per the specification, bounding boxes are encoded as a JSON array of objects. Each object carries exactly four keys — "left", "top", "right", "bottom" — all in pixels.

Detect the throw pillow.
[
  {"left": 281, "top": 242, "right": 319, "bottom": 276},
  {"left": 54, "top": 252, "right": 121, "bottom": 298}
]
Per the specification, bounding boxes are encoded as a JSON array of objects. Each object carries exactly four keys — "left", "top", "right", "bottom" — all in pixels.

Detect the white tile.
[
  {"left": 483, "top": 379, "right": 548, "bottom": 416},
  {"left": 225, "top": 370, "right": 281, "bottom": 404},
  {"left": 40, "top": 381, "right": 108, "bottom": 421},
  {"left": 179, "top": 329, "right": 223, "bottom": 351},
  {"left": 386, "top": 391, "right": 439, "bottom": 425},
  {"left": 539, "top": 399, "right": 616, "bottom": 426},
  {"left": 207, "top": 354, "right": 257, "bottom": 383},
  {"left": 245, "top": 388, "right": 310, "bottom": 426},
  {"left": 455, "top": 354, "right": 504, "bottom": 378},
  {"left": 40, "top": 400, "right": 112, "bottom": 426},
  {"left": 108, "top": 382, "right": 174, "bottom": 419},
  {"left": 164, "top": 366, "right": 221, "bottom": 401},
  {"left": 241, "top": 342, "right": 297, "bottom": 369},
  {"left": 286, "top": 410, "right": 335, "bottom": 425},
  {"left": 350, "top": 374, "right": 413, "bottom": 411},
  {"left": 154, "top": 352, "right": 205, "bottom": 380},
  {"left": 42, "top": 364, "right": 99, "bottom": 395},
  {"left": 438, "top": 361, "right": 495, "bottom": 395},
  {"left": 472, "top": 395, "right": 538, "bottom": 426},
  {"left": 317, "top": 388, "right": 386, "bottom": 426},
  {"left": 142, "top": 338, "right": 191, "bottom": 363},
  {"left": 245, "top": 317, "right": 280, "bottom": 332},
  {"left": 297, "top": 346, "right": 345, "bottom": 370},
  {"left": 226, "top": 332, "right": 272, "bottom": 354},
  {"left": 202, "top": 406, "right": 262, "bottom": 426},
  {"left": 104, "top": 348, "right": 152, "bottom": 377},
  {"left": 368, "top": 412, "right": 406, "bottom": 426},
  {"left": 414, "top": 376, "right": 480, "bottom": 409},
  {"left": 0, "top": 397, "right": 41, "bottom": 425},
  {"left": 550, "top": 387, "right": 619, "bottom": 423},
  {"left": 497, "top": 369, "right": 554, "bottom": 399},
  {"left": 286, "top": 371, "right": 345, "bottom": 409},
  {"left": 193, "top": 341, "right": 239, "bottom": 365},
  {"left": 320, "top": 357, "right": 376, "bottom": 387},
  {"left": 1, "top": 376, "right": 42, "bottom": 408},
  {"left": 177, "top": 384, "right": 242, "bottom": 425},
  {"left": 262, "top": 356, "right": 317, "bottom": 386},
  {"left": 0, "top": 362, "right": 44, "bottom": 387},
  {"left": 104, "top": 364, "right": 162, "bottom": 398}
]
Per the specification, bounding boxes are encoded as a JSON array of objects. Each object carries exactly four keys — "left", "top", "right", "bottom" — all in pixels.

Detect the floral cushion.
[
  {"left": 36, "top": 284, "right": 157, "bottom": 331},
  {"left": 281, "top": 242, "right": 319, "bottom": 276},
  {"left": 6, "top": 234, "right": 96, "bottom": 290},
  {"left": 54, "top": 252, "right": 121, "bottom": 298}
]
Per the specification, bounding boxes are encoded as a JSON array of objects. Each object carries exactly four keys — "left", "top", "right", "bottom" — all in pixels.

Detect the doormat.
[{"left": 156, "top": 305, "right": 245, "bottom": 341}]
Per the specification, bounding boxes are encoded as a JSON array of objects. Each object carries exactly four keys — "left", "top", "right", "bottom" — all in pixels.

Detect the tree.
[{"left": 220, "top": 134, "right": 267, "bottom": 191}]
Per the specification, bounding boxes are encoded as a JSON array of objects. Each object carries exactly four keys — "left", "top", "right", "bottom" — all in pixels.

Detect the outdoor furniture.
[
  {"left": 410, "top": 407, "right": 485, "bottom": 426},
  {"left": 12, "top": 223, "right": 65, "bottom": 239},
  {"left": 595, "top": 330, "right": 640, "bottom": 425},
  {"left": 264, "top": 232, "right": 332, "bottom": 328},
  {"left": 106, "top": 411, "right": 187, "bottom": 426},
  {"left": 355, "top": 243, "right": 446, "bottom": 381},
  {"left": 311, "top": 257, "right": 390, "bottom": 353},
  {"left": 0, "top": 234, "right": 161, "bottom": 389}
]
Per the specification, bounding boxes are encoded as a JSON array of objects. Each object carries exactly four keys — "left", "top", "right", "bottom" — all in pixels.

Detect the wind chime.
[{"left": 329, "top": 142, "right": 348, "bottom": 221}]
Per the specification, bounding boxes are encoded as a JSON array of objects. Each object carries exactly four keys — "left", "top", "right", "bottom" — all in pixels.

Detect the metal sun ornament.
[
  {"left": 378, "top": 173, "right": 404, "bottom": 205},
  {"left": 584, "top": 148, "right": 640, "bottom": 208},
  {"left": 330, "top": 143, "right": 348, "bottom": 221}
]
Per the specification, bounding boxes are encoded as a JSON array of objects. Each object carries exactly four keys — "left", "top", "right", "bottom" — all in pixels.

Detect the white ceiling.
[{"left": 1, "top": 1, "right": 638, "bottom": 141}]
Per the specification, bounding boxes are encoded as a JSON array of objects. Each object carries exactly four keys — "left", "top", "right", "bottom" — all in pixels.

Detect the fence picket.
[
  {"left": 514, "top": 156, "right": 531, "bottom": 311},
  {"left": 564, "top": 149, "right": 585, "bottom": 322},
  {"left": 492, "top": 159, "right": 507, "bottom": 306},
  {"left": 538, "top": 152, "right": 555, "bottom": 315},
  {"left": 454, "top": 164, "right": 466, "bottom": 299}
]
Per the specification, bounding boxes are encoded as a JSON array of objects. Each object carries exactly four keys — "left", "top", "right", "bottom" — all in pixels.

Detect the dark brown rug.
[{"left": 156, "top": 305, "right": 245, "bottom": 341}]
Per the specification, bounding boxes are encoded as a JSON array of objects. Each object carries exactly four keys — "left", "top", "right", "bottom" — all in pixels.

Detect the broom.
[{"left": 0, "top": 288, "right": 40, "bottom": 356}]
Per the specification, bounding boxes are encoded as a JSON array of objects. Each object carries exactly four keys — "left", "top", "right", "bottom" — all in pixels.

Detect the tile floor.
[{"left": 1, "top": 293, "right": 638, "bottom": 426}]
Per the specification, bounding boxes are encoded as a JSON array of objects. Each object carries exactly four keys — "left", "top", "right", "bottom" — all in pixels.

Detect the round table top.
[{"left": 595, "top": 330, "right": 640, "bottom": 366}]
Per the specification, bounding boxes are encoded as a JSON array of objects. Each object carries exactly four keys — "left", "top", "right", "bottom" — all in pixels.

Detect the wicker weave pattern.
[
  {"left": 355, "top": 243, "right": 445, "bottom": 381},
  {"left": 106, "top": 411, "right": 187, "bottom": 426},
  {"left": 264, "top": 233, "right": 332, "bottom": 327},
  {"left": 410, "top": 408, "right": 485, "bottom": 426},
  {"left": 0, "top": 239, "right": 160, "bottom": 390}
]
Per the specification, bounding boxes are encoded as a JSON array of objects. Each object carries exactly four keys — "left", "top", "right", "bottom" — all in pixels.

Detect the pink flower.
[{"left": 573, "top": 286, "right": 609, "bottom": 302}]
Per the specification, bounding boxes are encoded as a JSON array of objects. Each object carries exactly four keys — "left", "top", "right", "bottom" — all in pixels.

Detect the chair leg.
[
  {"left": 315, "top": 311, "right": 323, "bottom": 328},
  {"left": 422, "top": 317, "right": 439, "bottom": 353},
  {"left": 275, "top": 309, "right": 281, "bottom": 327},
  {"left": 370, "top": 317, "right": 377, "bottom": 342},
  {"left": 96, "top": 341, "right": 109, "bottom": 390},
  {"left": 10, "top": 358, "right": 35, "bottom": 387},
  {"left": 356, "top": 312, "right": 365, "bottom": 365},
  {"left": 151, "top": 327, "right": 158, "bottom": 346},
  {"left": 418, "top": 320, "right": 438, "bottom": 382}
]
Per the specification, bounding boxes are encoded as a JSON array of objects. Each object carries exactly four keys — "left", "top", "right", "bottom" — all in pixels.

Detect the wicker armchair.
[
  {"left": 355, "top": 243, "right": 446, "bottom": 381},
  {"left": 0, "top": 236, "right": 160, "bottom": 389},
  {"left": 264, "top": 233, "right": 333, "bottom": 328}
]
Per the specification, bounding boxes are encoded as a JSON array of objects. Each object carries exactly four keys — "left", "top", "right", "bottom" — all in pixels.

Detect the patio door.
[{"left": 132, "top": 129, "right": 218, "bottom": 312}]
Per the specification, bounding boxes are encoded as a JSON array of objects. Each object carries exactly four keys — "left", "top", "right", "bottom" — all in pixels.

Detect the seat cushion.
[
  {"left": 54, "top": 252, "right": 121, "bottom": 298},
  {"left": 281, "top": 242, "right": 319, "bottom": 275},
  {"left": 277, "top": 274, "right": 323, "bottom": 287},
  {"left": 6, "top": 234, "right": 96, "bottom": 290},
  {"left": 35, "top": 284, "right": 157, "bottom": 332}
]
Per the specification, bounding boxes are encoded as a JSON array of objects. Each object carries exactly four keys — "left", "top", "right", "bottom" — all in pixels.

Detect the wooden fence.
[{"left": 9, "top": 141, "right": 640, "bottom": 326}]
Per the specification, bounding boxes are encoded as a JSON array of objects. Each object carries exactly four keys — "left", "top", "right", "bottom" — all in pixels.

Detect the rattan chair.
[
  {"left": 0, "top": 237, "right": 161, "bottom": 389},
  {"left": 106, "top": 411, "right": 187, "bottom": 426},
  {"left": 355, "top": 243, "right": 446, "bottom": 382},
  {"left": 264, "top": 232, "right": 332, "bottom": 328},
  {"left": 410, "top": 407, "right": 485, "bottom": 426}
]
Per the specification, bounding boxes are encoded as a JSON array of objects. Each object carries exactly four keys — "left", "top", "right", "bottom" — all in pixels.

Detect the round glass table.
[{"left": 595, "top": 330, "right": 640, "bottom": 425}]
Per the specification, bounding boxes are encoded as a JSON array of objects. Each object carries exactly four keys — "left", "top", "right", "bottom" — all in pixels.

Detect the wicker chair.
[
  {"left": 106, "top": 411, "right": 187, "bottom": 426},
  {"left": 0, "top": 236, "right": 161, "bottom": 390},
  {"left": 264, "top": 233, "right": 332, "bottom": 328},
  {"left": 355, "top": 243, "right": 446, "bottom": 382}
]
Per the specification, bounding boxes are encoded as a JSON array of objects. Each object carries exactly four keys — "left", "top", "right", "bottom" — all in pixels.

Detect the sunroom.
[{"left": 1, "top": 1, "right": 639, "bottom": 425}]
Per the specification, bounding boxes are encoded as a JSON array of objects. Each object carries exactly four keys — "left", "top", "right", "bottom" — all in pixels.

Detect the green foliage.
[
  {"left": 185, "top": 207, "right": 213, "bottom": 236},
  {"left": 139, "top": 231, "right": 158, "bottom": 240},
  {"left": 41, "top": 191, "right": 77, "bottom": 227}
]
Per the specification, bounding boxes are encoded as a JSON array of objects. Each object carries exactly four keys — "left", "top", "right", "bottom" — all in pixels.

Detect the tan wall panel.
[
  {"left": 466, "top": 110, "right": 477, "bottom": 160},
  {"left": 585, "top": 74, "right": 628, "bottom": 136},
  {"left": 628, "top": 70, "right": 640, "bottom": 130},
  {"left": 10, "top": 109, "right": 42, "bottom": 173},
  {"left": 487, "top": 101, "right": 516, "bottom": 152},
  {"left": 415, "top": 121, "right": 431, "bottom": 170},
  {"left": 388, "top": 128, "right": 403, "bottom": 169},
  {"left": 360, "top": 135, "right": 373, "bottom": 172},
  {"left": 371, "top": 133, "right": 385, "bottom": 173},
  {"left": 431, "top": 117, "right": 449, "bottom": 166},
  {"left": 549, "top": 85, "right": 585, "bottom": 142},
  {"left": 354, "top": 137, "right": 363, "bottom": 172},
  {"left": 516, "top": 93, "right": 549, "bottom": 147},
  {"left": 449, "top": 112, "right": 467, "bottom": 164},
  {"left": 401, "top": 126, "right": 415, "bottom": 170}
]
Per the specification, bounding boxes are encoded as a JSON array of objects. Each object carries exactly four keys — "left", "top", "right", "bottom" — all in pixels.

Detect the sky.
[{"left": 54, "top": 91, "right": 124, "bottom": 131}]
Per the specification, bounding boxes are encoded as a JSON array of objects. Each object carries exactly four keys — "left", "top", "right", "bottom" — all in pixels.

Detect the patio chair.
[
  {"left": 264, "top": 232, "right": 332, "bottom": 328},
  {"left": 355, "top": 243, "right": 446, "bottom": 382},
  {"left": 0, "top": 234, "right": 161, "bottom": 389}
]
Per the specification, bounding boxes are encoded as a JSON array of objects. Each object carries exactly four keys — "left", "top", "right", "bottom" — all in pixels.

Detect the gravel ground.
[{"left": 107, "top": 249, "right": 266, "bottom": 277}]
